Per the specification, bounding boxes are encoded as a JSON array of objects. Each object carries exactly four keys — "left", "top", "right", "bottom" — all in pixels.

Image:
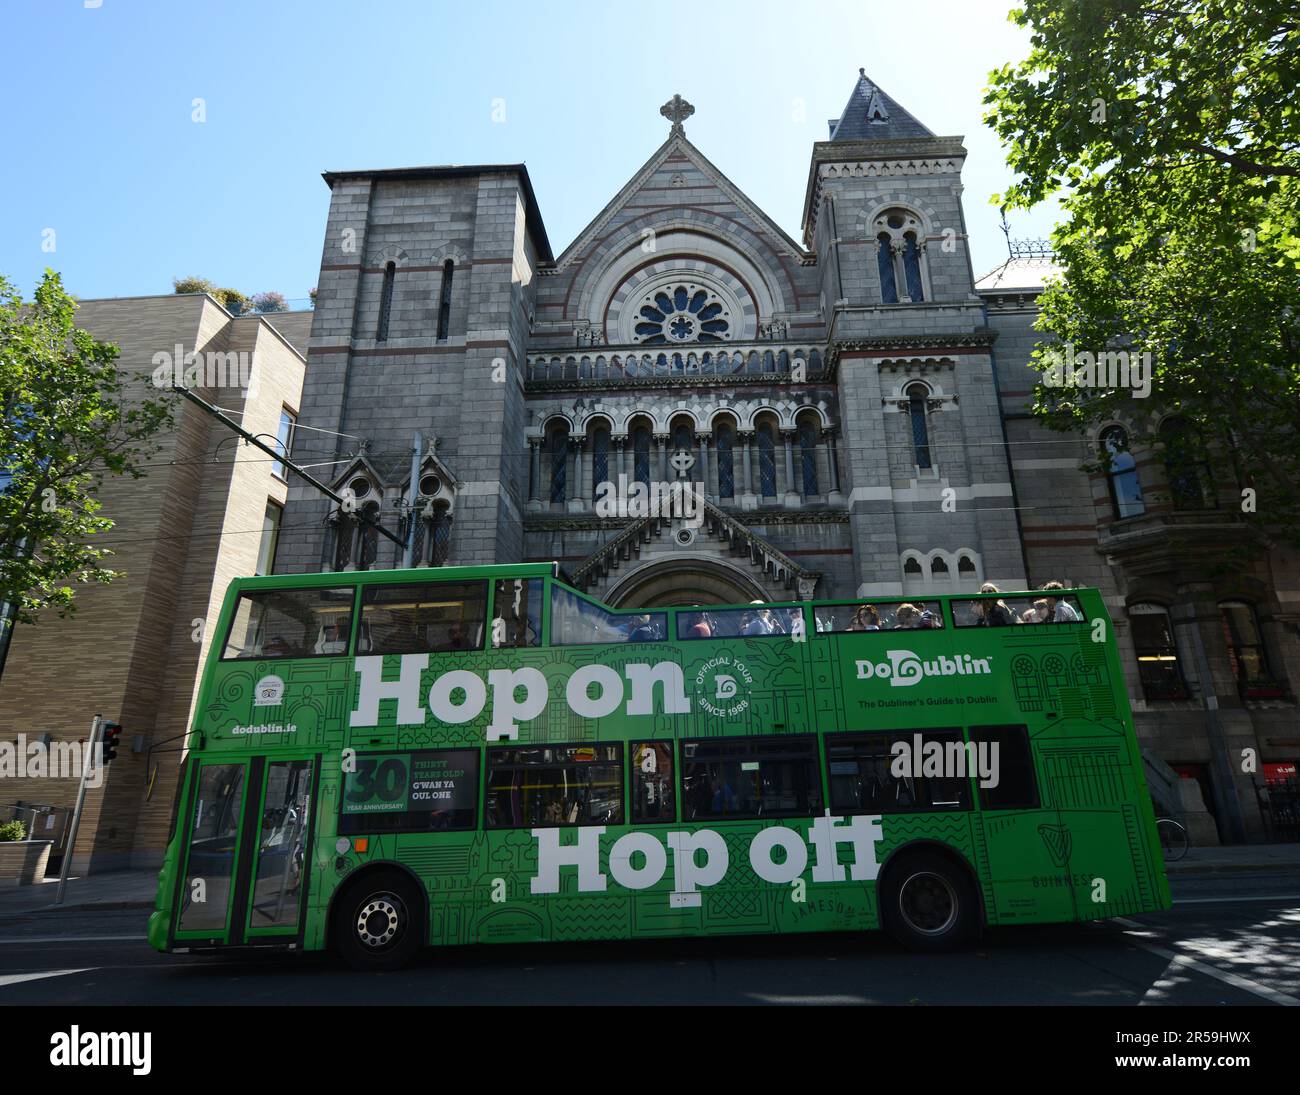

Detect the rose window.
[{"left": 634, "top": 285, "right": 730, "bottom": 344}]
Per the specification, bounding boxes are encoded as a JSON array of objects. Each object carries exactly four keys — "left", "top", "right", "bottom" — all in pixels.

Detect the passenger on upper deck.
[
  {"left": 627, "top": 615, "right": 658, "bottom": 642},
  {"left": 896, "top": 603, "right": 923, "bottom": 629},
  {"left": 973, "top": 582, "right": 1016, "bottom": 627},
  {"left": 1041, "top": 581, "right": 1083, "bottom": 622},
  {"left": 848, "top": 604, "right": 881, "bottom": 631}
]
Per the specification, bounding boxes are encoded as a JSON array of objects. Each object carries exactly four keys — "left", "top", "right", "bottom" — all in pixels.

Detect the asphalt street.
[{"left": 1, "top": 869, "right": 1297, "bottom": 1005}]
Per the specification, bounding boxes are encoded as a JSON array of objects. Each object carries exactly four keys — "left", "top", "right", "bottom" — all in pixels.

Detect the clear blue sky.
[{"left": 0, "top": 0, "right": 1059, "bottom": 303}]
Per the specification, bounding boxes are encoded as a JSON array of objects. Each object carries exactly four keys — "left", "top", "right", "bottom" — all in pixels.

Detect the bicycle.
[{"left": 1156, "top": 816, "right": 1189, "bottom": 861}]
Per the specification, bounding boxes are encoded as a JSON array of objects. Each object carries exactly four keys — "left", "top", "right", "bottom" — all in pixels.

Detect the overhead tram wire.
[{"left": 168, "top": 383, "right": 406, "bottom": 549}]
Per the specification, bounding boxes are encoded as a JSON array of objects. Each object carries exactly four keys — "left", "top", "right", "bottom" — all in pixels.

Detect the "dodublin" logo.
[
  {"left": 695, "top": 654, "right": 753, "bottom": 718},
  {"left": 855, "top": 649, "right": 993, "bottom": 688}
]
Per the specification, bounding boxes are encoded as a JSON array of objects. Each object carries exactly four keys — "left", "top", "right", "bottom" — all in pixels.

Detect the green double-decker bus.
[{"left": 149, "top": 562, "right": 1170, "bottom": 970}]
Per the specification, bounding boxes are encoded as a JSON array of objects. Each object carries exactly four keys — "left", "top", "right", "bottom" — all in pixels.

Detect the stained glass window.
[
  {"left": 908, "top": 386, "right": 931, "bottom": 469},
  {"left": 634, "top": 284, "right": 730, "bottom": 344}
]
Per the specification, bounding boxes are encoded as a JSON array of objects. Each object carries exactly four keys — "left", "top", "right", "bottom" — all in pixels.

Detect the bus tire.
[
  {"left": 880, "top": 851, "right": 979, "bottom": 952},
  {"left": 333, "top": 869, "right": 424, "bottom": 972}
]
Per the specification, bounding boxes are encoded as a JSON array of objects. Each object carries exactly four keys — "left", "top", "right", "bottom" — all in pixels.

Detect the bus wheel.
[
  {"left": 881, "top": 852, "right": 979, "bottom": 952},
  {"left": 333, "top": 870, "right": 423, "bottom": 972}
]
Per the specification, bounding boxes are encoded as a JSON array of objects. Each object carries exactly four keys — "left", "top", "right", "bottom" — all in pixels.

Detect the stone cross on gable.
[{"left": 660, "top": 94, "right": 695, "bottom": 137}]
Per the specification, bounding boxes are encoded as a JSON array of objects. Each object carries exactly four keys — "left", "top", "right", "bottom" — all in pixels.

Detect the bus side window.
[
  {"left": 221, "top": 586, "right": 355, "bottom": 660},
  {"left": 491, "top": 579, "right": 542, "bottom": 648},
  {"left": 969, "top": 725, "right": 1038, "bottom": 810},
  {"left": 484, "top": 744, "right": 623, "bottom": 827},
  {"left": 360, "top": 581, "right": 488, "bottom": 654},
  {"left": 631, "top": 743, "right": 675, "bottom": 822},
  {"left": 825, "top": 730, "right": 970, "bottom": 813}
]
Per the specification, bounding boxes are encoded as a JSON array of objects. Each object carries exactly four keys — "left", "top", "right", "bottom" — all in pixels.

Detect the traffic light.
[{"left": 100, "top": 721, "right": 122, "bottom": 765}]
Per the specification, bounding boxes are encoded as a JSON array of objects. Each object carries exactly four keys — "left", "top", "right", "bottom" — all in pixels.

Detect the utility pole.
[{"left": 55, "top": 713, "right": 101, "bottom": 905}]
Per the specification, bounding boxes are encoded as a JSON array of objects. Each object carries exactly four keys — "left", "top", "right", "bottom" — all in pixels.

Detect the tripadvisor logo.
[
  {"left": 855, "top": 649, "right": 992, "bottom": 688},
  {"left": 694, "top": 654, "right": 753, "bottom": 718}
]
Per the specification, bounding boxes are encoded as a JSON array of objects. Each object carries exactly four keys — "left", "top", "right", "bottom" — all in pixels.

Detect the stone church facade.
[{"left": 274, "top": 71, "right": 1299, "bottom": 842}]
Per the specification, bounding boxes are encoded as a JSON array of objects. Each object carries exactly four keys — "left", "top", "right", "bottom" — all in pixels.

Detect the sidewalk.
[
  {"left": 0, "top": 843, "right": 1296, "bottom": 918},
  {"left": 0, "top": 868, "right": 160, "bottom": 916},
  {"left": 1163, "top": 842, "right": 1300, "bottom": 875}
]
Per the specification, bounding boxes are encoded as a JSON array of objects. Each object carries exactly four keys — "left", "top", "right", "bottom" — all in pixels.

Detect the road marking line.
[
  {"left": 0, "top": 935, "right": 145, "bottom": 945},
  {"left": 1173, "top": 895, "right": 1300, "bottom": 905},
  {"left": 1114, "top": 917, "right": 1300, "bottom": 1006},
  {"left": 0, "top": 968, "right": 96, "bottom": 987}
]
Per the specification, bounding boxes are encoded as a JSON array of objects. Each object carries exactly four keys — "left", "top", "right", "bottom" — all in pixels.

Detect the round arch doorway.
[{"left": 605, "top": 558, "right": 767, "bottom": 609}]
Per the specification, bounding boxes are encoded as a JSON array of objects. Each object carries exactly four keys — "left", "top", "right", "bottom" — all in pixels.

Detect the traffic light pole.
[{"left": 55, "top": 713, "right": 102, "bottom": 906}]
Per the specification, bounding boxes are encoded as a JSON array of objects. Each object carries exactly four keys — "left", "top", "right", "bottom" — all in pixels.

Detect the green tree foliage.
[
  {"left": 0, "top": 271, "right": 174, "bottom": 626},
  {"left": 985, "top": 1, "right": 1300, "bottom": 541}
]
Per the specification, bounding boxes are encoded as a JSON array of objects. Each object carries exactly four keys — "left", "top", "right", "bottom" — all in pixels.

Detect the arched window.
[
  {"left": 1219, "top": 601, "right": 1280, "bottom": 698},
  {"left": 958, "top": 555, "right": 976, "bottom": 579},
  {"left": 672, "top": 421, "right": 694, "bottom": 476},
  {"left": 873, "top": 208, "right": 927, "bottom": 304},
  {"left": 591, "top": 425, "right": 610, "bottom": 497},
  {"left": 903, "top": 233, "right": 925, "bottom": 302},
  {"left": 632, "top": 425, "right": 651, "bottom": 486},
  {"left": 797, "top": 417, "right": 819, "bottom": 496},
  {"left": 877, "top": 233, "right": 899, "bottom": 304},
  {"left": 907, "top": 385, "right": 932, "bottom": 469},
  {"left": 1128, "top": 603, "right": 1188, "bottom": 701},
  {"left": 332, "top": 477, "right": 379, "bottom": 571},
  {"left": 903, "top": 557, "right": 923, "bottom": 577},
  {"left": 332, "top": 512, "right": 355, "bottom": 571},
  {"left": 1160, "top": 417, "right": 1211, "bottom": 510},
  {"left": 428, "top": 503, "right": 452, "bottom": 566},
  {"left": 757, "top": 423, "right": 777, "bottom": 498},
  {"left": 548, "top": 425, "right": 568, "bottom": 503},
  {"left": 715, "top": 422, "right": 735, "bottom": 498},
  {"left": 377, "top": 261, "right": 396, "bottom": 341},
  {"left": 931, "top": 556, "right": 949, "bottom": 580},
  {"left": 436, "top": 259, "right": 454, "bottom": 341},
  {"left": 356, "top": 502, "right": 380, "bottom": 571},
  {"left": 1100, "top": 426, "right": 1144, "bottom": 518}
]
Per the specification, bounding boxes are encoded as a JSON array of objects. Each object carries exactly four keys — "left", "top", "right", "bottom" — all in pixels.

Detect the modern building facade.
[{"left": 0, "top": 294, "right": 308, "bottom": 872}]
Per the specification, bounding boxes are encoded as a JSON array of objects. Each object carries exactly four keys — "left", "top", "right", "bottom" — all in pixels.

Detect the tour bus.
[{"left": 149, "top": 562, "right": 1170, "bottom": 970}]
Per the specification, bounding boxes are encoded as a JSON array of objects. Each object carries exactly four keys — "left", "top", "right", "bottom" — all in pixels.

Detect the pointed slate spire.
[{"left": 826, "top": 68, "right": 934, "bottom": 141}]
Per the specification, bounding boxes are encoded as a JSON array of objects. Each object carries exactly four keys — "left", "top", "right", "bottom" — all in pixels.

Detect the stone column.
[
  {"left": 569, "top": 437, "right": 585, "bottom": 511},
  {"left": 739, "top": 429, "right": 756, "bottom": 511},
  {"left": 698, "top": 435, "right": 710, "bottom": 497},
  {"left": 526, "top": 437, "right": 544, "bottom": 512},
  {"left": 615, "top": 436, "right": 626, "bottom": 482},
  {"left": 527, "top": 438, "right": 540, "bottom": 501},
  {"left": 774, "top": 431, "right": 795, "bottom": 507},
  {"left": 825, "top": 428, "right": 844, "bottom": 503},
  {"left": 656, "top": 433, "right": 670, "bottom": 483}
]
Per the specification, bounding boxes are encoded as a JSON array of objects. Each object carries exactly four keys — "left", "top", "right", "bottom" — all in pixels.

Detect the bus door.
[{"left": 174, "top": 755, "right": 319, "bottom": 946}]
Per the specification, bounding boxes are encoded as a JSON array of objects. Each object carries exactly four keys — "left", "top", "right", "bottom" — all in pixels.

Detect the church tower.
[{"left": 805, "top": 69, "right": 1028, "bottom": 596}]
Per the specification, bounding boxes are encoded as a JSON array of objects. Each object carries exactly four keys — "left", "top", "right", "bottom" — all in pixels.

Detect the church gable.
[{"left": 534, "top": 96, "right": 819, "bottom": 342}]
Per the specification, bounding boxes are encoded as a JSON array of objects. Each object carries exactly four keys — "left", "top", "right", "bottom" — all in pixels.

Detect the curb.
[
  {"left": 1165, "top": 861, "right": 1300, "bottom": 875},
  {"left": 0, "top": 899, "right": 154, "bottom": 915}
]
